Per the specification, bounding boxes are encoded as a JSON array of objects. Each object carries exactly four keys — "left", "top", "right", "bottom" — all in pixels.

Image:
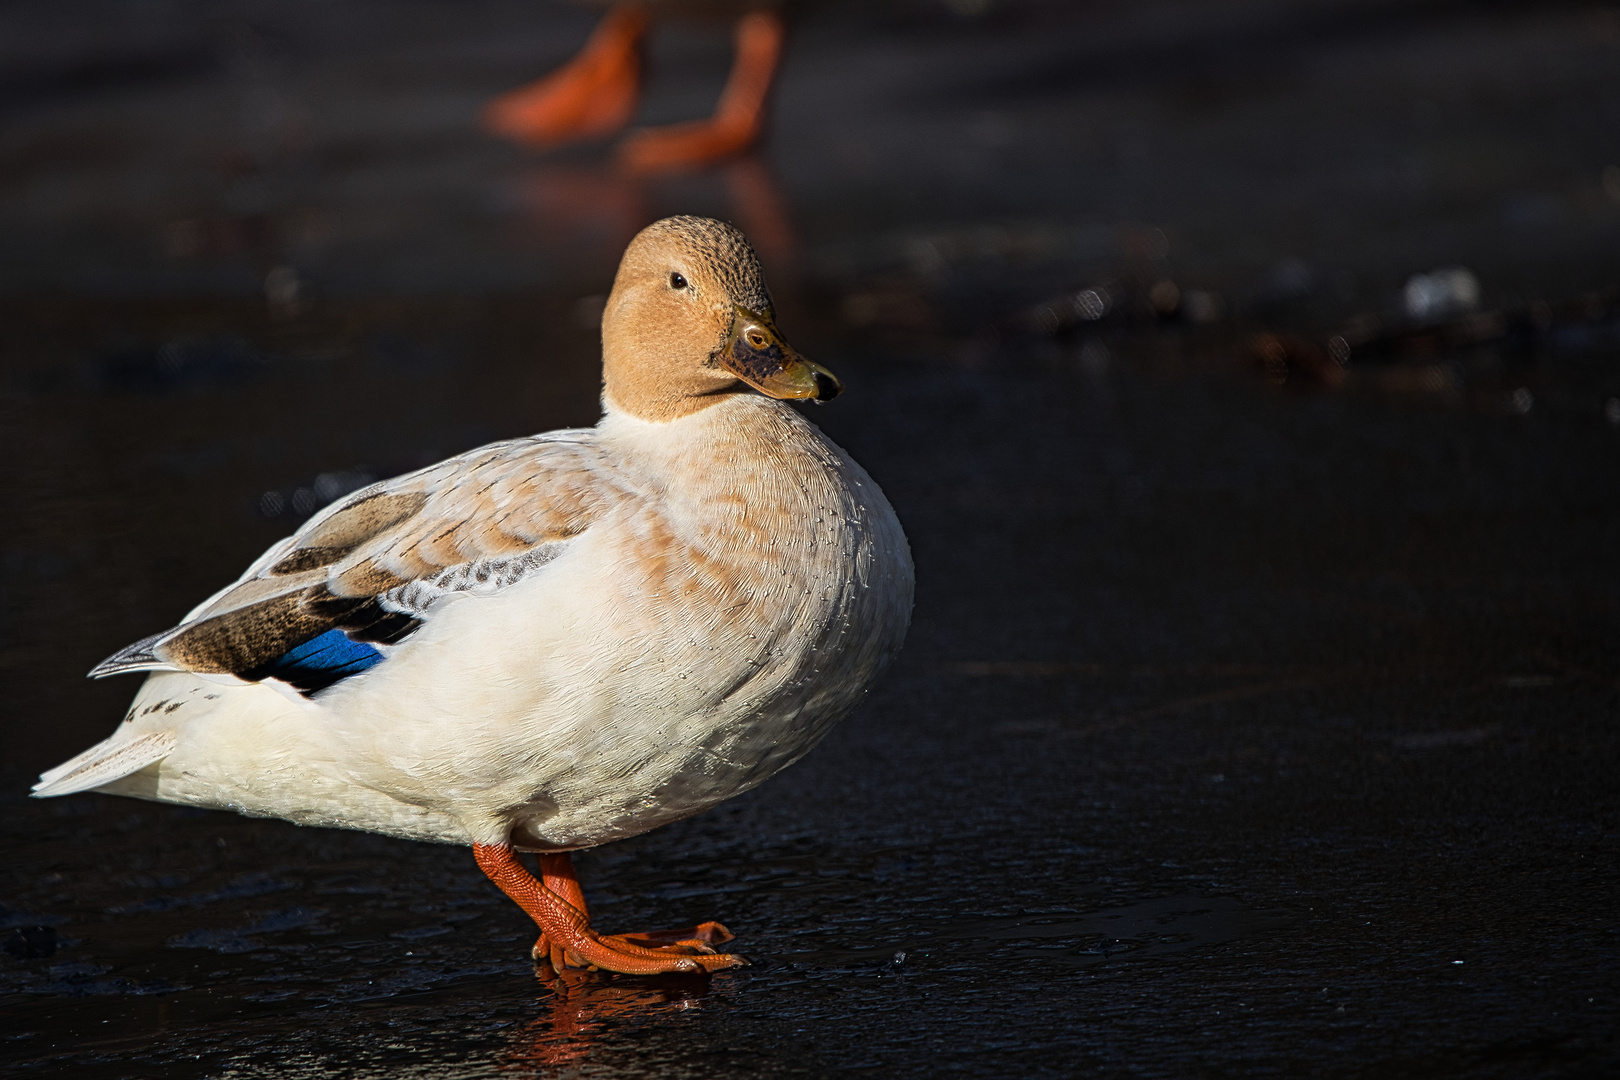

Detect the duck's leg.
[
  {"left": 483, "top": 5, "right": 648, "bottom": 147},
  {"left": 474, "top": 844, "right": 747, "bottom": 975},
  {"left": 531, "top": 852, "right": 586, "bottom": 969},
  {"left": 532, "top": 852, "right": 735, "bottom": 968},
  {"left": 617, "top": 10, "right": 784, "bottom": 174}
]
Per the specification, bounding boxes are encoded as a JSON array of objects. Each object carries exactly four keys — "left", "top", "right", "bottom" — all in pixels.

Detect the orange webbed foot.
[
  {"left": 535, "top": 928, "right": 747, "bottom": 976},
  {"left": 532, "top": 929, "right": 743, "bottom": 974},
  {"left": 485, "top": 5, "right": 648, "bottom": 148},
  {"left": 476, "top": 844, "right": 748, "bottom": 976},
  {"left": 617, "top": 11, "right": 784, "bottom": 174},
  {"left": 604, "top": 920, "right": 736, "bottom": 953}
]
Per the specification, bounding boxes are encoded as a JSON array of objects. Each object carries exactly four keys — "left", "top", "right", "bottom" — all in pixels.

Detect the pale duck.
[{"left": 33, "top": 215, "right": 914, "bottom": 975}]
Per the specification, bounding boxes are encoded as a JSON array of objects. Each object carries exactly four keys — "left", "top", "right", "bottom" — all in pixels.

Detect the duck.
[
  {"left": 484, "top": 3, "right": 786, "bottom": 173},
  {"left": 33, "top": 215, "right": 914, "bottom": 976}
]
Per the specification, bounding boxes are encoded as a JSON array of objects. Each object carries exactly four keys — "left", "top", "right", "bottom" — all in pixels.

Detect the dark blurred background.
[{"left": 3, "top": 1, "right": 1619, "bottom": 1076}]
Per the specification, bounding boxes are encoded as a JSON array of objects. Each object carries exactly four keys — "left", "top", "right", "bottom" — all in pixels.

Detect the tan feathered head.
[{"left": 601, "top": 216, "right": 841, "bottom": 421}]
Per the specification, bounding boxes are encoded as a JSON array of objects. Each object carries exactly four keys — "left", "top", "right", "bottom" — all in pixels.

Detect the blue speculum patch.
[{"left": 259, "top": 629, "right": 385, "bottom": 694}]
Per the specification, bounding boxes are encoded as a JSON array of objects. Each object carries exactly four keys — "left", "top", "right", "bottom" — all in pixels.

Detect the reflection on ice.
[{"left": 499, "top": 967, "right": 715, "bottom": 1072}]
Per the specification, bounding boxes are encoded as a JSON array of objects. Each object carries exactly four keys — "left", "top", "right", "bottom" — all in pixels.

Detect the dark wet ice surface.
[
  {"left": 5, "top": 1, "right": 1620, "bottom": 1076},
  {"left": 8, "top": 314, "right": 1618, "bottom": 1077}
]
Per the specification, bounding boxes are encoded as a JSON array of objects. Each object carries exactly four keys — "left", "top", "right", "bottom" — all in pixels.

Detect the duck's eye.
[{"left": 669, "top": 272, "right": 688, "bottom": 290}]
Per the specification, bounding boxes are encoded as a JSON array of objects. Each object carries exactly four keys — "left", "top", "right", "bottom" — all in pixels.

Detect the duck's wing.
[{"left": 92, "top": 431, "right": 621, "bottom": 696}]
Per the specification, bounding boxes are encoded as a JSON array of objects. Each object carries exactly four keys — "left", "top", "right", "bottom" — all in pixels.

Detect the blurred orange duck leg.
[
  {"left": 618, "top": 10, "right": 785, "bottom": 173},
  {"left": 474, "top": 844, "right": 745, "bottom": 975},
  {"left": 484, "top": 5, "right": 648, "bottom": 147}
]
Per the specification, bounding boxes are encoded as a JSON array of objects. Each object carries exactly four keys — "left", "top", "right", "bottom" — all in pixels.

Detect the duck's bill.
[{"left": 719, "top": 307, "right": 842, "bottom": 401}]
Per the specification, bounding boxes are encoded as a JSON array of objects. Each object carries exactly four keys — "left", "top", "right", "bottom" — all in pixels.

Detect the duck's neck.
[
  {"left": 600, "top": 390, "right": 796, "bottom": 451},
  {"left": 600, "top": 360, "right": 748, "bottom": 422},
  {"left": 598, "top": 393, "right": 832, "bottom": 497}
]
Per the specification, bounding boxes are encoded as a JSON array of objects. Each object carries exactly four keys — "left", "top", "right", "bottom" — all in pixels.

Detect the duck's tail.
[{"left": 31, "top": 730, "right": 177, "bottom": 798}]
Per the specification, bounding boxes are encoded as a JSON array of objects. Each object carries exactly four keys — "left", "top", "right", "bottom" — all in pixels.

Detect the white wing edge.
[{"left": 88, "top": 631, "right": 183, "bottom": 679}]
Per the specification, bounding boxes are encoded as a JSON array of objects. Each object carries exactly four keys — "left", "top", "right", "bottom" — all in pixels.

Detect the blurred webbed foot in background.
[
  {"left": 485, "top": 4, "right": 648, "bottom": 147},
  {"left": 618, "top": 11, "right": 783, "bottom": 173}
]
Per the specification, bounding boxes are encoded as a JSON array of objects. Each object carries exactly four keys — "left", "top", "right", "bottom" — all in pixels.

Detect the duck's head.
[{"left": 601, "top": 215, "right": 841, "bottom": 421}]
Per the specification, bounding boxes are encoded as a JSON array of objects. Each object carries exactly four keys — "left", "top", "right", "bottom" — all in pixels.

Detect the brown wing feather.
[
  {"left": 92, "top": 435, "right": 620, "bottom": 682},
  {"left": 159, "top": 591, "right": 324, "bottom": 673},
  {"left": 293, "top": 490, "right": 429, "bottom": 552}
]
